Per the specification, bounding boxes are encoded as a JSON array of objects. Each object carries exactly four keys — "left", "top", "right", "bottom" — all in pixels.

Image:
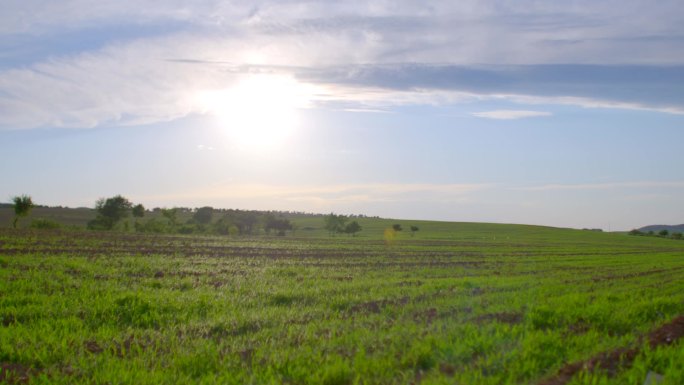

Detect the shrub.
[{"left": 30, "top": 218, "right": 61, "bottom": 230}]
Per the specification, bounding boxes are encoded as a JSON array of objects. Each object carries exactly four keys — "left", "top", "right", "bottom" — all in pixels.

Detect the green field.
[{"left": 1, "top": 221, "right": 684, "bottom": 384}]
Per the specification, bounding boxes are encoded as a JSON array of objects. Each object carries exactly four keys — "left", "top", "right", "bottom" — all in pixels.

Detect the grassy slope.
[{"left": 1, "top": 221, "right": 684, "bottom": 384}]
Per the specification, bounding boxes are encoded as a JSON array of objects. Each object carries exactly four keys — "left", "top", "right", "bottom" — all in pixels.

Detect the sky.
[{"left": 2, "top": 0, "right": 684, "bottom": 230}]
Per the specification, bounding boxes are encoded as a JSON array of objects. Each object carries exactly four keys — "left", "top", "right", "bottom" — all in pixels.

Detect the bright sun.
[{"left": 198, "top": 75, "right": 312, "bottom": 150}]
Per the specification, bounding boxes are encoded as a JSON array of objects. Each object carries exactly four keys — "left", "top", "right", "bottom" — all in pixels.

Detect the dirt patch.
[
  {"left": 648, "top": 315, "right": 684, "bottom": 347},
  {"left": 591, "top": 267, "right": 684, "bottom": 283},
  {"left": 565, "top": 319, "right": 591, "bottom": 336},
  {"left": 538, "top": 315, "right": 684, "bottom": 385},
  {"left": 111, "top": 335, "right": 150, "bottom": 358},
  {"left": 238, "top": 348, "right": 254, "bottom": 363},
  {"left": 474, "top": 312, "right": 523, "bottom": 325},
  {"left": 413, "top": 308, "right": 438, "bottom": 325},
  {"left": 0, "top": 362, "right": 38, "bottom": 385},
  {"left": 348, "top": 297, "right": 410, "bottom": 314},
  {"left": 84, "top": 340, "right": 103, "bottom": 354},
  {"left": 1, "top": 314, "right": 16, "bottom": 327},
  {"left": 439, "top": 362, "right": 456, "bottom": 376}
]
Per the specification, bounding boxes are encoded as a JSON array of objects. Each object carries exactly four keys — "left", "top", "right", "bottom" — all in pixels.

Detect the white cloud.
[
  {"left": 1, "top": 0, "right": 683, "bottom": 130},
  {"left": 514, "top": 181, "right": 684, "bottom": 191},
  {"left": 135, "top": 182, "right": 491, "bottom": 208},
  {"left": 472, "top": 110, "right": 552, "bottom": 120}
]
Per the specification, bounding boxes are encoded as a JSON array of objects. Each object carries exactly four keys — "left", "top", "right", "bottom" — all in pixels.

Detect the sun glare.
[{"left": 198, "top": 75, "right": 313, "bottom": 151}]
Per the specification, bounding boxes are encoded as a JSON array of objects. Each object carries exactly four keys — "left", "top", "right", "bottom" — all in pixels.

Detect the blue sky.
[{"left": 2, "top": 0, "right": 684, "bottom": 230}]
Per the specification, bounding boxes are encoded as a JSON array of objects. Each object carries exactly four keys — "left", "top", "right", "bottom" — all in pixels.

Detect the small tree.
[
  {"left": 658, "top": 229, "right": 669, "bottom": 237},
  {"left": 410, "top": 225, "right": 419, "bottom": 237},
  {"left": 161, "top": 208, "right": 178, "bottom": 229},
  {"left": 264, "top": 216, "right": 293, "bottom": 236},
  {"left": 324, "top": 213, "right": 348, "bottom": 236},
  {"left": 392, "top": 224, "right": 403, "bottom": 232},
  {"left": 132, "top": 204, "right": 145, "bottom": 218},
  {"left": 193, "top": 206, "right": 214, "bottom": 226},
  {"left": 12, "top": 195, "right": 34, "bottom": 229},
  {"left": 344, "top": 221, "right": 362, "bottom": 237},
  {"left": 88, "top": 195, "right": 132, "bottom": 230}
]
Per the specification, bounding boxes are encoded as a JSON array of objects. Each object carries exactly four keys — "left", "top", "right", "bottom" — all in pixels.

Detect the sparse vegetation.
[
  {"left": 11, "top": 195, "right": 34, "bottom": 229},
  {"left": 1, "top": 222, "right": 683, "bottom": 384},
  {"left": 628, "top": 228, "right": 683, "bottom": 241},
  {"left": 29, "top": 218, "right": 61, "bottom": 229}
]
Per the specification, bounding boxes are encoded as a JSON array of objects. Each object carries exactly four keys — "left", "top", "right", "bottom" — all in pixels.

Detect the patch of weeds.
[
  {"left": 528, "top": 306, "right": 559, "bottom": 331},
  {"left": 271, "top": 294, "right": 296, "bottom": 306},
  {"left": 177, "top": 345, "right": 220, "bottom": 379},
  {"left": 207, "top": 320, "right": 262, "bottom": 339},
  {"left": 0, "top": 362, "right": 40, "bottom": 384},
  {"left": 114, "top": 294, "right": 159, "bottom": 328},
  {"left": 633, "top": 299, "right": 681, "bottom": 323},
  {"left": 320, "top": 360, "right": 353, "bottom": 385},
  {"left": 401, "top": 344, "right": 436, "bottom": 371},
  {"left": 270, "top": 293, "right": 313, "bottom": 307},
  {"left": 175, "top": 281, "right": 193, "bottom": 291}
]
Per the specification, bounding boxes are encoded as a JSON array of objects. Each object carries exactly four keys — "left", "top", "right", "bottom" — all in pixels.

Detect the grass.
[{"left": 1, "top": 221, "right": 684, "bottom": 384}]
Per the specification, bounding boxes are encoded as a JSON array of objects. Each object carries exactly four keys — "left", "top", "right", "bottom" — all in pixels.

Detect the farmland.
[{"left": 1, "top": 222, "right": 684, "bottom": 384}]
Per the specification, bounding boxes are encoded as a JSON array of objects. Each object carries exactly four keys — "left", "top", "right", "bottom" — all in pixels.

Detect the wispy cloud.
[
  {"left": 472, "top": 110, "right": 552, "bottom": 120},
  {"left": 1, "top": 1, "right": 684, "bottom": 130},
  {"left": 515, "top": 181, "right": 684, "bottom": 192},
  {"left": 136, "top": 182, "right": 491, "bottom": 208}
]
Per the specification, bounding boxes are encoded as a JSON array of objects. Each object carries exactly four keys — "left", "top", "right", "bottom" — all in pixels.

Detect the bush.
[
  {"left": 30, "top": 218, "right": 61, "bottom": 230},
  {"left": 135, "top": 218, "right": 168, "bottom": 233}
]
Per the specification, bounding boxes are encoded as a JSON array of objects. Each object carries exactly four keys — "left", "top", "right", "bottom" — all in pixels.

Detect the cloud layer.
[{"left": 1, "top": 0, "right": 683, "bottom": 129}]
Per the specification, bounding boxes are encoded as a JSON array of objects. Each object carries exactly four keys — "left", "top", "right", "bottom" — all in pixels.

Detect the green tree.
[
  {"left": 193, "top": 206, "right": 214, "bottom": 225},
  {"left": 161, "top": 208, "right": 178, "bottom": 229},
  {"left": 264, "top": 215, "right": 293, "bottom": 236},
  {"left": 344, "top": 221, "right": 362, "bottom": 237},
  {"left": 392, "top": 224, "right": 403, "bottom": 232},
  {"left": 324, "top": 213, "right": 347, "bottom": 236},
  {"left": 132, "top": 204, "right": 145, "bottom": 218},
  {"left": 658, "top": 229, "right": 669, "bottom": 237},
  {"left": 88, "top": 195, "right": 132, "bottom": 230},
  {"left": 236, "top": 211, "right": 259, "bottom": 235},
  {"left": 12, "top": 195, "right": 34, "bottom": 229},
  {"left": 410, "top": 225, "right": 419, "bottom": 237}
]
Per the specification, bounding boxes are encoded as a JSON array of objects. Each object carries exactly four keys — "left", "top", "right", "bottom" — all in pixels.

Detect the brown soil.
[
  {"left": 538, "top": 315, "right": 684, "bottom": 385},
  {"left": 348, "top": 296, "right": 410, "bottom": 315},
  {"left": 84, "top": 340, "right": 103, "bottom": 354},
  {"left": 0, "top": 362, "right": 37, "bottom": 385},
  {"left": 413, "top": 308, "right": 438, "bottom": 324},
  {"left": 474, "top": 312, "right": 523, "bottom": 325}
]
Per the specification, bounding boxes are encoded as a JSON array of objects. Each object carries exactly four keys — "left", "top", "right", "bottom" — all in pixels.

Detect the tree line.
[
  {"left": 628, "top": 229, "right": 683, "bottom": 240},
  {"left": 7, "top": 195, "right": 425, "bottom": 239},
  {"left": 86, "top": 195, "right": 296, "bottom": 236}
]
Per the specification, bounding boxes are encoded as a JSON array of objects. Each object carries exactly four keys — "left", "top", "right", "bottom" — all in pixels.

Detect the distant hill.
[{"left": 638, "top": 224, "right": 684, "bottom": 233}]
